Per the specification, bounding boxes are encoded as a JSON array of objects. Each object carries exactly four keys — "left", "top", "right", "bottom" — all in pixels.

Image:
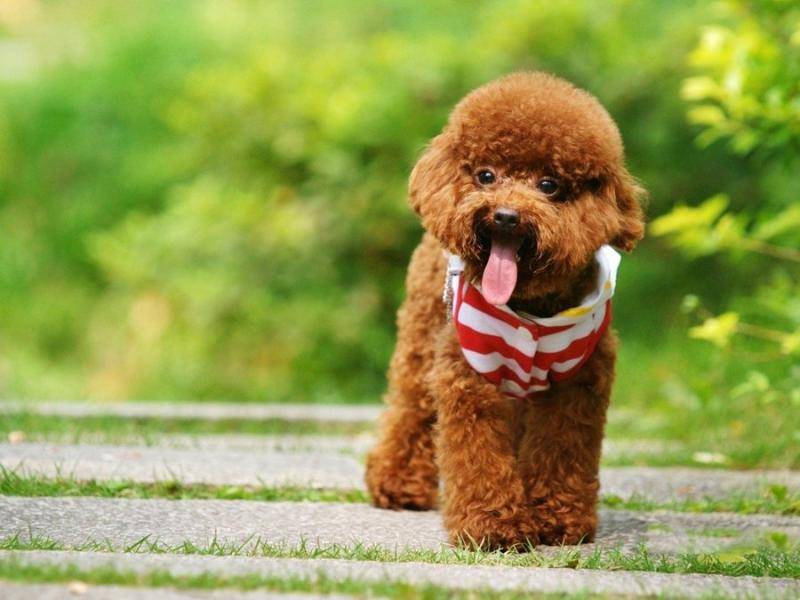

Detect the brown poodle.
[{"left": 365, "top": 72, "right": 644, "bottom": 549}]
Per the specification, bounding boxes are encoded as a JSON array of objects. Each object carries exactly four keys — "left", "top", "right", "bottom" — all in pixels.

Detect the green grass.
[
  {"left": 0, "top": 468, "right": 370, "bottom": 503},
  {"left": 0, "top": 558, "right": 609, "bottom": 600},
  {"left": 1, "top": 534, "right": 798, "bottom": 579},
  {"left": 601, "top": 429, "right": 800, "bottom": 472},
  {"left": 0, "top": 413, "right": 372, "bottom": 442},
  {"left": 602, "top": 485, "right": 800, "bottom": 516},
  {"left": 686, "top": 528, "right": 742, "bottom": 538},
  {"left": 2, "top": 469, "right": 798, "bottom": 516},
  {"left": 610, "top": 337, "right": 800, "bottom": 471}
]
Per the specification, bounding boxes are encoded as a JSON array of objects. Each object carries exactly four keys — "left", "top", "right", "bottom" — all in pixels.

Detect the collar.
[
  {"left": 444, "top": 245, "right": 620, "bottom": 398},
  {"left": 445, "top": 245, "right": 620, "bottom": 324}
]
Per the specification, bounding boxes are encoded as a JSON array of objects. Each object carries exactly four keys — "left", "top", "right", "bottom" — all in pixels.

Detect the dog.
[{"left": 365, "top": 72, "right": 644, "bottom": 549}]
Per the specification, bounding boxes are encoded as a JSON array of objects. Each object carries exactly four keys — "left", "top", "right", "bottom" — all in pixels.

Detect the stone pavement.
[
  {"left": 0, "top": 442, "right": 366, "bottom": 489},
  {"left": 2, "top": 431, "right": 670, "bottom": 462},
  {"left": 0, "top": 401, "right": 383, "bottom": 423},
  {"left": 1, "top": 400, "right": 799, "bottom": 598},
  {"left": 2, "top": 550, "right": 798, "bottom": 599},
  {"left": 118, "top": 433, "right": 376, "bottom": 455},
  {"left": 0, "top": 434, "right": 680, "bottom": 472},
  {"left": 2, "top": 496, "right": 799, "bottom": 557},
  {"left": 3, "top": 441, "right": 798, "bottom": 502},
  {"left": 0, "top": 580, "right": 349, "bottom": 600}
]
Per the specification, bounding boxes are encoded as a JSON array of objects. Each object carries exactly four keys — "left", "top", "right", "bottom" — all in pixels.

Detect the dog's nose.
[{"left": 493, "top": 208, "right": 519, "bottom": 230}]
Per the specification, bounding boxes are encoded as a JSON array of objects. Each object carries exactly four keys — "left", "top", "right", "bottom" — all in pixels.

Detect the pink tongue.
[{"left": 481, "top": 236, "right": 520, "bottom": 306}]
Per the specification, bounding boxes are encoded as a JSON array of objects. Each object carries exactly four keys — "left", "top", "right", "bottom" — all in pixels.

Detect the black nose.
[{"left": 493, "top": 208, "right": 519, "bottom": 230}]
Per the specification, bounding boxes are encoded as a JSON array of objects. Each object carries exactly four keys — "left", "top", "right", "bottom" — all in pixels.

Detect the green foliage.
[
  {"left": 0, "top": 0, "right": 797, "bottom": 465},
  {"left": 650, "top": 194, "right": 746, "bottom": 256},
  {"left": 0, "top": 0, "right": 720, "bottom": 402},
  {"left": 689, "top": 311, "right": 740, "bottom": 348},
  {"left": 648, "top": 0, "right": 800, "bottom": 468},
  {"left": 654, "top": 1, "right": 800, "bottom": 355},
  {"left": 681, "top": 0, "right": 800, "bottom": 155}
]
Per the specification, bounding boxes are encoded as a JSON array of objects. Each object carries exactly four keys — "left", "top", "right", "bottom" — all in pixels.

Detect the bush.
[{"left": 0, "top": 0, "right": 796, "bottom": 468}]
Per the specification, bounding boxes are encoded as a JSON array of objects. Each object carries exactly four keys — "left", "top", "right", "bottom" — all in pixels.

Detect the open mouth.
[{"left": 475, "top": 229, "right": 537, "bottom": 306}]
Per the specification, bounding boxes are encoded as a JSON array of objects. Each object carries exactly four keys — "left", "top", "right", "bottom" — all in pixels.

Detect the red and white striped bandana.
[{"left": 446, "top": 246, "right": 620, "bottom": 399}]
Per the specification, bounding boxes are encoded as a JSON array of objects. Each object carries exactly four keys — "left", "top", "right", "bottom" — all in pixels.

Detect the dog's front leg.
[
  {"left": 517, "top": 332, "right": 615, "bottom": 545},
  {"left": 431, "top": 331, "right": 536, "bottom": 550}
]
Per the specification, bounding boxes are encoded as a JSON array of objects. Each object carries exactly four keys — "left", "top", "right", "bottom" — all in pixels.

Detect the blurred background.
[{"left": 0, "top": 0, "right": 797, "bottom": 468}]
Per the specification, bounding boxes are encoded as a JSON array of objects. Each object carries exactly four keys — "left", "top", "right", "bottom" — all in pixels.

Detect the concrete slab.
[
  {"left": 0, "top": 401, "right": 382, "bottom": 423},
  {"left": 0, "top": 580, "right": 349, "bottom": 600},
  {"left": 2, "top": 550, "right": 798, "bottom": 599},
  {"left": 47, "top": 434, "right": 376, "bottom": 456},
  {"left": 600, "top": 465, "right": 800, "bottom": 501},
  {"left": 4, "top": 432, "right": 682, "bottom": 468},
  {"left": 3, "top": 442, "right": 798, "bottom": 502},
  {"left": 0, "top": 443, "right": 365, "bottom": 489},
  {"left": 1, "top": 497, "right": 798, "bottom": 556},
  {"left": 6, "top": 430, "right": 676, "bottom": 461}
]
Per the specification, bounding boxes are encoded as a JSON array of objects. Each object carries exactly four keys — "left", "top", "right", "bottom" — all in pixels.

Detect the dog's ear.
[
  {"left": 607, "top": 169, "right": 646, "bottom": 252},
  {"left": 408, "top": 132, "right": 457, "bottom": 217}
]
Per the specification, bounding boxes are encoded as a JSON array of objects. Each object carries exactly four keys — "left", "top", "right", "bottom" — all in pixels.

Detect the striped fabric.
[{"left": 447, "top": 245, "right": 620, "bottom": 399}]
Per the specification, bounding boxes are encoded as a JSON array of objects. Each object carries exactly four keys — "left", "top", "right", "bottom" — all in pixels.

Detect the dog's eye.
[
  {"left": 587, "top": 178, "right": 603, "bottom": 193},
  {"left": 536, "top": 177, "right": 560, "bottom": 197},
  {"left": 475, "top": 169, "right": 496, "bottom": 186}
]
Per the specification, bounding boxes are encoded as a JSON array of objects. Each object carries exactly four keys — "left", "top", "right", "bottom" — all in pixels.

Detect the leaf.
[
  {"left": 780, "top": 331, "right": 800, "bottom": 355},
  {"left": 791, "top": 24, "right": 800, "bottom": 47},
  {"left": 650, "top": 195, "right": 733, "bottom": 255},
  {"left": 690, "top": 25, "right": 733, "bottom": 67},
  {"left": 752, "top": 205, "right": 800, "bottom": 241},
  {"left": 688, "top": 104, "right": 727, "bottom": 126},
  {"left": 680, "top": 294, "right": 700, "bottom": 314},
  {"left": 769, "top": 484, "right": 788, "bottom": 502},
  {"left": 713, "top": 548, "right": 754, "bottom": 564},
  {"left": 730, "top": 370, "right": 770, "bottom": 398},
  {"left": 689, "top": 312, "right": 739, "bottom": 347},
  {"left": 650, "top": 195, "right": 729, "bottom": 236},
  {"left": 711, "top": 213, "right": 745, "bottom": 248},
  {"left": 692, "top": 451, "right": 730, "bottom": 465},
  {"left": 681, "top": 77, "right": 722, "bottom": 101},
  {"left": 768, "top": 531, "right": 789, "bottom": 551},
  {"left": 730, "top": 128, "right": 761, "bottom": 154}
]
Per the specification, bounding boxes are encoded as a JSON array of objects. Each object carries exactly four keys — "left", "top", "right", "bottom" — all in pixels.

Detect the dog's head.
[{"left": 410, "top": 72, "right": 644, "bottom": 304}]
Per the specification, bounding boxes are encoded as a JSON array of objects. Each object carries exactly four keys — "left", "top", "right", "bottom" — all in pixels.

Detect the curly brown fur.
[{"left": 365, "top": 72, "right": 645, "bottom": 549}]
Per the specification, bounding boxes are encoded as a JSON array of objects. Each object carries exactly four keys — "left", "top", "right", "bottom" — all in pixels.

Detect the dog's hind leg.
[
  {"left": 365, "top": 330, "right": 440, "bottom": 511},
  {"left": 365, "top": 235, "right": 445, "bottom": 510},
  {"left": 365, "top": 393, "right": 438, "bottom": 510}
]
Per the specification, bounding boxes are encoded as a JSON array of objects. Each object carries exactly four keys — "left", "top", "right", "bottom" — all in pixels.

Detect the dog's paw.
[
  {"left": 447, "top": 513, "right": 538, "bottom": 551},
  {"left": 368, "top": 481, "right": 437, "bottom": 511},
  {"left": 533, "top": 513, "right": 597, "bottom": 546},
  {"left": 525, "top": 494, "right": 598, "bottom": 547},
  {"left": 537, "top": 526, "right": 595, "bottom": 546},
  {"left": 365, "top": 452, "right": 438, "bottom": 511}
]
